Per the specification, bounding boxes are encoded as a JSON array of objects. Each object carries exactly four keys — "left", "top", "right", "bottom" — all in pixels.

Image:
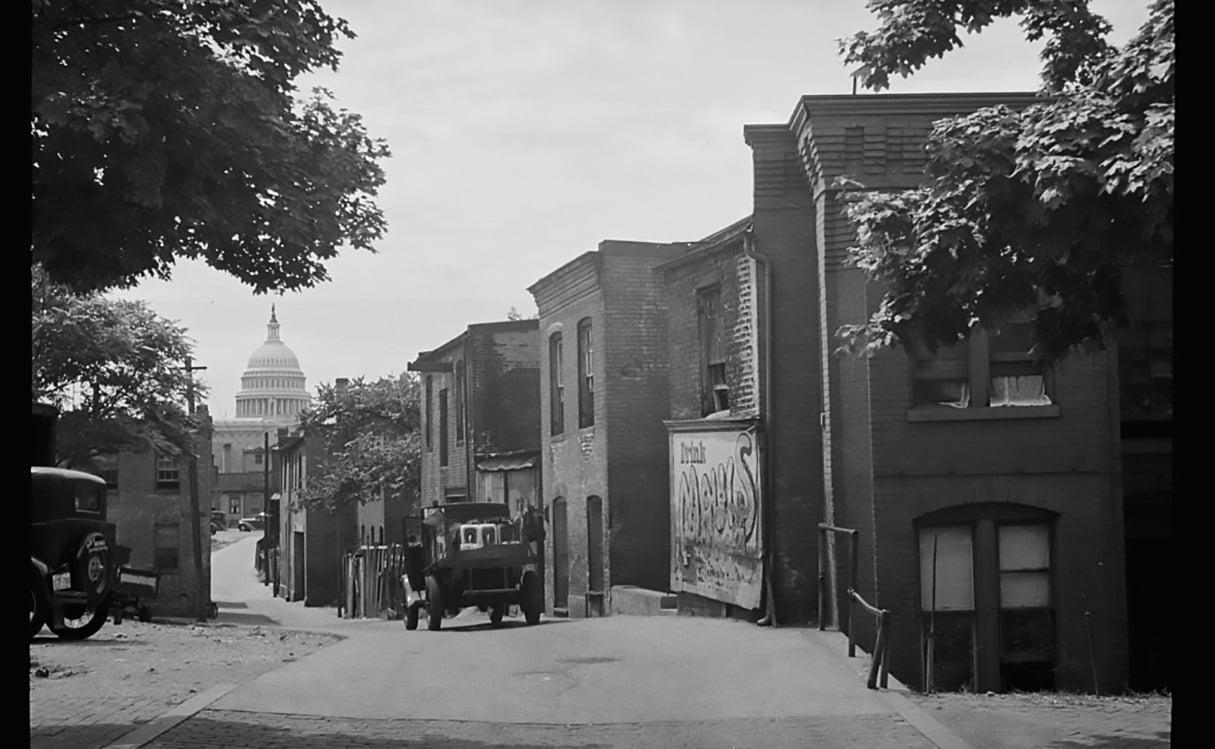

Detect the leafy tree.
[
  {"left": 296, "top": 375, "right": 421, "bottom": 514},
  {"left": 31, "top": 264, "right": 207, "bottom": 467},
  {"left": 32, "top": 0, "right": 390, "bottom": 295},
  {"left": 835, "top": 0, "right": 1172, "bottom": 362}
]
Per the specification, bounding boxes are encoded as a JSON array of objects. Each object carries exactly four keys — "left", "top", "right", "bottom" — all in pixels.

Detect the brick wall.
[
  {"left": 746, "top": 124, "right": 823, "bottom": 625},
  {"left": 795, "top": 93, "right": 1127, "bottom": 691},
  {"left": 108, "top": 418, "right": 214, "bottom": 618}
]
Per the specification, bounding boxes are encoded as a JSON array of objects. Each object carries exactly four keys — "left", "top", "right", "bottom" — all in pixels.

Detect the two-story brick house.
[
  {"left": 764, "top": 92, "right": 1131, "bottom": 693},
  {"left": 408, "top": 320, "right": 542, "bottom": 516},
  {"left": 529, "top": 241, "right": 687, "bottom": 618},
  {"left": 276, "top": 423, "right": 356, "bottom": 606},
  {"left": 94, "top": 407, "right": 215, "bottom": 618}
]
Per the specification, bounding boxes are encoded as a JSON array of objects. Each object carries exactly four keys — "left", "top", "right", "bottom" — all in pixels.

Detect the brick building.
[
  {"left": 276, "top": 424, "right": 355, "bottom": 607},
  {"left": 529, "top": 241, "right": 687, "bottom": 618},
  {"left": 408, "top": 320, "right": 542, "bottom": 515},
  {"left": 754, "top": 92, "right": 1129, "bottom": 693},
  {"left": 96, "top": 407, "right": 215, "bottom": 618}
]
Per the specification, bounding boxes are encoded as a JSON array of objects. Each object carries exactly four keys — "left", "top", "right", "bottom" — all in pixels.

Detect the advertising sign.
[{"left": 670, "top": 424, "right": 763, "bottom": 608}]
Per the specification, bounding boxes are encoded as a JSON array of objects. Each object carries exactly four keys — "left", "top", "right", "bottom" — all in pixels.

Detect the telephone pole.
[{"left": 184, "top": 357, "right": 208, "bottom": 623}]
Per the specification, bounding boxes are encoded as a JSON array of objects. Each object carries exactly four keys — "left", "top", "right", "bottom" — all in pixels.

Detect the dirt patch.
[
  {"left": 30, "top": 619, "right": 341, "bottom": 732},
  {"left": 907, "top": 690, "right": 1172, "bottom": 748}
]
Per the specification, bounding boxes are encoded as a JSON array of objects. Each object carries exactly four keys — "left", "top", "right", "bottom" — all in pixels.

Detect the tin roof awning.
[{"left": 476, "top": 453, "right": 539, "bottom": 472}]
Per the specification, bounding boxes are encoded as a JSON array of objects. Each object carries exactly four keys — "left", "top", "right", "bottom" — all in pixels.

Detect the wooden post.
[
  {"left": 183, "top": 357, "right": 207, "bottom": 623},
  {"left": 847, "top": 591, "right": 856, "bottom": 658},
  {"left": 867, "top": 612, "right": 886, "bottom": 689},
  {"left": 848, "top": 529, "right": 859, "bottom": 641},
  {"left": 818, "top": 525, "right": 826, "bottom": 631},
  {"left": 879, "top": 610, "right": 892, "bottom": 689}
]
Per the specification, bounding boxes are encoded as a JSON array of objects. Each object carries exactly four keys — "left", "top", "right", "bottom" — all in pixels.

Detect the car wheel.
[
  {"left": 489, "top": 603, "right": 505, "bottom": 626},
  {"left": 425, "top": 576, "right": 443, "bottom": 631},
  {"left": 51, "top": 601, "right": 110, "bottom": 640},
  {"left": 521, "top": 571, "right": 542, "bottom": 625},
  {"left": 30, "top": 568, "right": 47, "bottom": 640},
  {"left": 405, "top": 603, "right": 419, "bottom": 630}
]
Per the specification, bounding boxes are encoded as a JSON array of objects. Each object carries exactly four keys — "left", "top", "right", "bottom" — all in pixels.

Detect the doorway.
[
  {"left": 552, "top": 498, "right": 568, "bottom": 611},
  {"left": 587, "top": 495, "right": 605, "bottom": 616}
]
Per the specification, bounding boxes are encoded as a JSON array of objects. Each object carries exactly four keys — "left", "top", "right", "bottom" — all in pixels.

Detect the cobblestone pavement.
[
  {"left": 29, "top": 620, "right": 340, "bottom": 749},
  {"left": 141, "top": 709, "right": 938, "bottom": 748}
]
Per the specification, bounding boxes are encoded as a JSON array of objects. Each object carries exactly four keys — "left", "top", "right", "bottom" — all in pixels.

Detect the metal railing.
[{"left": 817, "top": 522, "right": 893, "bottom": 690}]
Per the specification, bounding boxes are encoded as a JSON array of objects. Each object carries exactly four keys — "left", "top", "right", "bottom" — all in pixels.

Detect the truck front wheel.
[{"left": 425, "top": 576, "right": 443, "bottom": 631}]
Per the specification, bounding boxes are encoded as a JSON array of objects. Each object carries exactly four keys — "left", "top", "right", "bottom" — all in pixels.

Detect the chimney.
[{"left": 335, "top": 377, "right": 349, "bottom": 393}]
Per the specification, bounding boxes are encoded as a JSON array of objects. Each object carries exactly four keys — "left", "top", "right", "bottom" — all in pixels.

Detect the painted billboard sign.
[{"left": 669, "top": 424, "right": 763, "bottom": 608}]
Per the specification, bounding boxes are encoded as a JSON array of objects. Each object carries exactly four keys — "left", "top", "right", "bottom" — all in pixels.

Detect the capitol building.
[{"left": 211, "top": 306, "right": 310, "bottom": 519}]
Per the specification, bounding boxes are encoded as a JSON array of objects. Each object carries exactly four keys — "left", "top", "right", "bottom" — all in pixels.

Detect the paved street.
[{"left": 30, "top": 532, "right": 1172, "bottom": 749}]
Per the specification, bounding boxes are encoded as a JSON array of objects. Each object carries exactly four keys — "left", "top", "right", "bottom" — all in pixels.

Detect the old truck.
[
  {"left": 30, "top": 403, "right": 157, "bottom": 639},
  {"left": 401, "top": 502, "right": 545, "bottom": 631}
]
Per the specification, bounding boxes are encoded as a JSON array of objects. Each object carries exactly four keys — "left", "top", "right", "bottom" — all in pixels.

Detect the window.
[
  {"left": 910, "top": 320, "right": 1052, "bottom": 411},
  {"left": 94, "top": 453, "right": 119, "bottom": 489},
  {"left": 550, "top": 333, "right": 565, "bottom": 435},
  {"left": 577, "top": 318, "right": 594, "bottom": 428},
  {"left": 698, "top": 285, "right": 729, "bottom": 416},
  {"left": 1117, "top": 264, "right": 1172, "bottom": 423},
  {"left": 254, "top": 452, "right": 264, "bottom": 465},
  {"left": 74, "top": 483, "right": 102, "bottom": 513},
  {"left": 230, "top": 496, "right": 241, "bottom": 515},
  {"left": 455, "top": 361, "right": 466, "bottom": 444},
  {"left": 156, "top": 454, "right": 180, "bottom": 490},
  {"left": 425, "top": 376, "right": 433, "bottom": 451},
  {"left": 439, "top": 389, "right": 449, "bottom": 467},
  {"left": 154, "top": 523, "right": 180, "bottom": 571}
]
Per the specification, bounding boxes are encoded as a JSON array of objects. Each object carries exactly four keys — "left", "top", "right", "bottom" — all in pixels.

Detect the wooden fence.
[{"left": 339, "top": 544, "right": 409, "bottom": 620}]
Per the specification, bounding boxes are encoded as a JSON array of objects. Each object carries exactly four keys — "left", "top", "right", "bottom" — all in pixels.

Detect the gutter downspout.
[{"left": 743, "top": 226, "right": 778, "bottom": 627}]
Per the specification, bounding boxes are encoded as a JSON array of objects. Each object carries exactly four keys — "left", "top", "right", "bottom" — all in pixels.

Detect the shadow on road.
[
  {"left": 434, "top": 618, "right": 570, "bottom": 633},
  {"left": 155, "top": 711, "right": 615, "bottom": 749},
  {"left": 216, "top": 611, "right": 282, "bottom": 627},
  {"left": 1044, "top": 734, "right": 1170, "bottom": 748}
]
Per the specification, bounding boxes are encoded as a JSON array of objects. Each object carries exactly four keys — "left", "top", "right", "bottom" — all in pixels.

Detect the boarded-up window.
[
  {"left": 154, "top": 523, "right": 179, "bottom": 571},
  {"left": 919, "top": 526, "right": 974, "bottom": 611}
]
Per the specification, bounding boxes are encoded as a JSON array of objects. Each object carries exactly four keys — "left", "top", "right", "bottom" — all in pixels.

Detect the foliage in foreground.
[
  {"left": 836, "top": 0, "right": 1172, "bottom": 361},
  {"left": 31, "top": 0, "right": 390, "bottom": 295},
  {"left": 295, "top": 375, "right": 421, "bottom": 514},
  {"left": 31, "top": 265, "right": 206, "bottom": 467}
]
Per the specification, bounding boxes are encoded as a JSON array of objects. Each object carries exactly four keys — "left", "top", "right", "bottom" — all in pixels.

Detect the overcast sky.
[{"left": 108, "top": 0, "right": 1151, "bottom": 419}]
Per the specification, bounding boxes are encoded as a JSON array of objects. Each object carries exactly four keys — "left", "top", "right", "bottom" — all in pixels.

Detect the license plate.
[{"left": 52, "top": 572, "right": 72, "bottom": 591}]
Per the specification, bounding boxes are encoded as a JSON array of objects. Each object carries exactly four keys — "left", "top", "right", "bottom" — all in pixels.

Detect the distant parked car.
[
  {"left": 237, "top": 512, "right": 268, "bottom": 532},
  {"left": 210, "top": 510, "right": 226, "bottom": 534}
]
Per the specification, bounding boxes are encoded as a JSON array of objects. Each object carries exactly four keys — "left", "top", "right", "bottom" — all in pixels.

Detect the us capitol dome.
[{"left": 234, "top": 305, "right": 311, "bottom": 421}]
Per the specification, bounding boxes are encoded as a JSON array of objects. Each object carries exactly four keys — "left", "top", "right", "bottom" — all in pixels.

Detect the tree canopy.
[
  {"left": 32, "top": 0, "right": 390, "bottom": 295},
  {"left": 32, "top": 264, "right": 206, "bottom": 467},
  {"left": 835, "top": 0, "right": 1173, "bottom": 362},
  {"left": 296, "top": 375, "right": 421, "bottom": 514}
]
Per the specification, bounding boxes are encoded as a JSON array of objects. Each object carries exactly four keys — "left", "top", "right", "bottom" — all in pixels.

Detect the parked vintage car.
[
  {"left": 30, "top": 466, "right": 120, "bottom": 640},
  {"left": 210, "top": 509, "right": 227, "bottom": 534},
  {"left": 401, "top": 502, "right": 545, "bottom": 631},
  {"left": 237, "top": 512, "right": 268, "bottom": 532}
]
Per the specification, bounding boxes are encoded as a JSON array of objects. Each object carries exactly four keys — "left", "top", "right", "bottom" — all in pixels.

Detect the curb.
[
  {"left": 102, "top": 683, "right": 238, "bottom": 749},
  {"left": 810, "top": 629, "right": 975, "bottom": 749}
]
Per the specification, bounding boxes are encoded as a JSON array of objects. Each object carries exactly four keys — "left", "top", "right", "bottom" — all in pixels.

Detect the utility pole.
[{"left": 184, "top": 357, "right": 208, "bottom": 623}]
